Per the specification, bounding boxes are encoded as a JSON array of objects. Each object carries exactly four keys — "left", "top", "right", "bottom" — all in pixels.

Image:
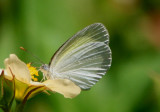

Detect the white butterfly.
[{"left": 40, "top": 23, "right": 112, "bottom": 90}]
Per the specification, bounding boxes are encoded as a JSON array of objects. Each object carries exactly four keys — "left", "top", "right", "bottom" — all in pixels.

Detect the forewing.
[{"left": 49, "top": 23, "right": 112, "bottom": 90}]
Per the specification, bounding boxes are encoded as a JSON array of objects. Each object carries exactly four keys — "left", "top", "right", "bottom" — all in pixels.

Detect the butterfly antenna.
[{"left": 20, "top": 47, "right": 45, "bottom": 64}]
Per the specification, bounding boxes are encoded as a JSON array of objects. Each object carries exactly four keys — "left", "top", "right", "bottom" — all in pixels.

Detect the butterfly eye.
[{"left": 40, "top": 64, "right": 49, "bottom": 71}]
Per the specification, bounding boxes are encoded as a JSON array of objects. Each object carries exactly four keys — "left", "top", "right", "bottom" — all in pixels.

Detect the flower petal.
[
  {"left": 0, "top": 69, "right": 12, "bottom": 80},
  {"left": 4, "top": 54, "right": 31, "bottom": 84},
  {"left": 14, "top": 79, "right": 46, "bottom": 101},
  {"left": 0, "top": 69, "right": 2, "bottom": 75},
  {"left": 43, "top": 79, "right": 81, "bottom": 98}
]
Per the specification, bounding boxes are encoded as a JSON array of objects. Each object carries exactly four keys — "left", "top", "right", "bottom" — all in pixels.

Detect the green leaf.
[{"left": 0, "top": 70, "right": 15, "bottom": 111}]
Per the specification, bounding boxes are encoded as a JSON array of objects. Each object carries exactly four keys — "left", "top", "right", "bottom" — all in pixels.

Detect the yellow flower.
[
  {"left": 4, "top": 54, "right": 81, "bottom": 102},
  {"left": 26, "top": 63, "right": 39, "bottom": 81}
]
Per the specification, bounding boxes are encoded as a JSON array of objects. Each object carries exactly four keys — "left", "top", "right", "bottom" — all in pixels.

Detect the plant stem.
[{"left": 15, "top": 101, "right": 25, "bottom": 112}]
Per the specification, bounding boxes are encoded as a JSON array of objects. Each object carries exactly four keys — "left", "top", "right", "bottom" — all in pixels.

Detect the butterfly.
[{"left": 40, "top": 23, "right": 112, "bottom": 90}]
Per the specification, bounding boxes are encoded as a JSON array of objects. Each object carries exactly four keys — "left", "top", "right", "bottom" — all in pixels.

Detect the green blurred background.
[{"left": 0, "top": 0, "right": 160, "bottom": 112}]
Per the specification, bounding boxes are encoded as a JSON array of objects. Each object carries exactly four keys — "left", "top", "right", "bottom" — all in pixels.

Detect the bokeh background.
[{"left": 0, "top": 0, "right": 160, "bottom": 112}]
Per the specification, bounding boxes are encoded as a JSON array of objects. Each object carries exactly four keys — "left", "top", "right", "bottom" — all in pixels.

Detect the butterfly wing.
[{"left": 49, "top": 23, "right": 112, "bottom": 90}]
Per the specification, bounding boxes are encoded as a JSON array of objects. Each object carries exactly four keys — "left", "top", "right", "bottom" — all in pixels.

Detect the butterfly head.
[{"left": 40, "top": 64, "right": 49, "bottom": 75}]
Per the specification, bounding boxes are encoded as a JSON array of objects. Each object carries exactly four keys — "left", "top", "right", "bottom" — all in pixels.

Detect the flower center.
[{"left": 27, "top": 63, "right": 39, "bottom": 81}]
